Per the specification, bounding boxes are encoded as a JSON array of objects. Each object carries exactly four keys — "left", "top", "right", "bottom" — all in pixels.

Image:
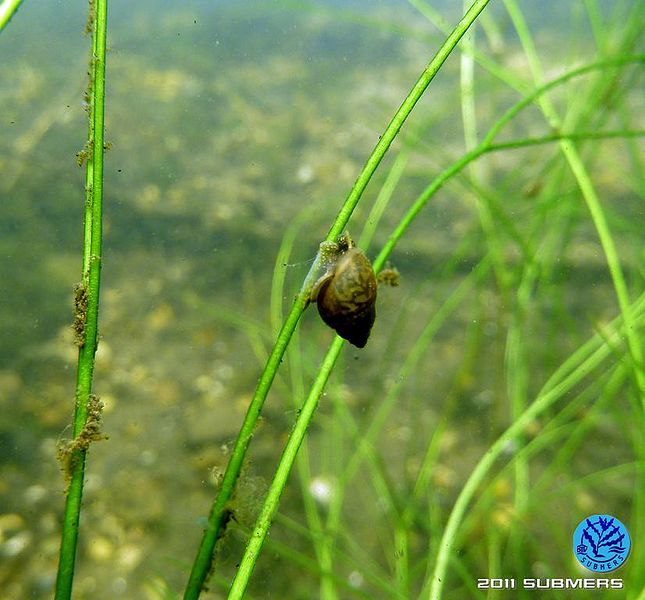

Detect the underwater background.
[{"left": 0, "top": 0, "right": 643, "bottom": 598}]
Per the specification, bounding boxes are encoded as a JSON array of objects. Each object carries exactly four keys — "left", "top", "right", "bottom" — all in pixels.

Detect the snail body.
[{"left": 309, "top": 233, "right": 377, "bottom": 348}]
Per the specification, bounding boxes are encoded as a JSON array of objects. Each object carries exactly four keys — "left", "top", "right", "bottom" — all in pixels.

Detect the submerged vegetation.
[{"left": 0, "top": 0, "right": 643, "bottom": 598}]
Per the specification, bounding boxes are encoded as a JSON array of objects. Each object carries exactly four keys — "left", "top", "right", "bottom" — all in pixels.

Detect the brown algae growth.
[
  {"left": 72, "top": 282, "right": 88, "bottom": 347},
  {"left": 57, "top": 394, "right": 107, "bottom": 487}
]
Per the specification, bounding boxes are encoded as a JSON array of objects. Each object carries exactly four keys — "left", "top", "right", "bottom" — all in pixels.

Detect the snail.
[{"left": 309, "top": 232, "right": 394, "bottom": 348}]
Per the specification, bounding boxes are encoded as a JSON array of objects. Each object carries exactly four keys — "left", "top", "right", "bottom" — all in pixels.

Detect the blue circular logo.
[{"left": 573, "top": 514, "right": 631, "bottom": 572}]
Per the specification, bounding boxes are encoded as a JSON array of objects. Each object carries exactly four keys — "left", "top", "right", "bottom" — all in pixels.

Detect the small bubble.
[
  {"left": 348, "top": 570, "right": 364, "bottom": 588},
  {"left": 309, "top": 476, "right": 335, "bottom": 505}
]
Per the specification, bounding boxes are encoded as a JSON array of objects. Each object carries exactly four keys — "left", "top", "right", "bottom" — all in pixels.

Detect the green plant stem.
[
  {"left": 228, "top": 337, "right": 345, "bottom": 599},
  {"left": 54, "top": 1, "right": 108, "bottom": 598},
  {"left": 326, "top": 0, "right": 492, "bottom": 243},
  {"left": 0, "top": 0, "right": 23, "bottom": 31},
  {"left": 184, "top": 2, "right": 492, "bottom": 597}
]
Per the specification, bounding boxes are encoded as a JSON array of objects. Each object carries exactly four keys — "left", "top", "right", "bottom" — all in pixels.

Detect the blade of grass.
[
  {"left": 326, "top": 0, "right": 492, "bottom": 243},
  {"left": 0, "top": 0, "right": 23, "bottom": 31},
  {"left": 54, "top": 0, "right": 108, "bottom": 598}
]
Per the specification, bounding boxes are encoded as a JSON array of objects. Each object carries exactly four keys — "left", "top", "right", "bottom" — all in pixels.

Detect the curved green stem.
[
  {"left": 0, "top": 0, "right": 23, "bottom": 31},
  {"left": 54, "top": 0, "right": 108, "bottom": 598},
  {"left": 326, "top": 0, "right": 493, "bottom": 243}
]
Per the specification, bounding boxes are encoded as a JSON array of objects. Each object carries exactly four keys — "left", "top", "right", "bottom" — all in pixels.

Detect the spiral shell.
[{"left": 311, "top": 235, "right": 377, "bottom": 348}]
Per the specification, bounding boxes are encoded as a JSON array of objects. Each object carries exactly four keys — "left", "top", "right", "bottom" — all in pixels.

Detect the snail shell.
[{"left": 313, "top": 241, "right": 377, "bottom": 348}]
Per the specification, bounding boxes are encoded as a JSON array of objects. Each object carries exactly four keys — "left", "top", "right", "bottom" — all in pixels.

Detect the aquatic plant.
[
  {"left": 184, "top": 2, "right": 644, "bottom": 598},
  {"left": 52, "top": 0, "right": 109, "bottom": 598},
  {"left": 1, "top": 0, "right": 643, "bottom": 598},
  {"left": 185, "top": 2, "right": 494, "bottom": 596}
]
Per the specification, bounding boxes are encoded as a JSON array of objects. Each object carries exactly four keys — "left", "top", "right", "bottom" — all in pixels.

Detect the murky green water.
[{"left": 1, "top": 1, "right": 643, "bottom": 598}]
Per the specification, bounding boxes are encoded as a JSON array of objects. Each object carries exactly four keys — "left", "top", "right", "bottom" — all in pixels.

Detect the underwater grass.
[
  {"left": 184, "top": 1, "right": 493, "bottom": 597},
  {"left": 227, "top": 46, "right": 643, "bottom": 600},
  {"left": 54, "top": 0, "right": 109, "bottom": 598},
  {"left": 210, "top": 39, "right": 642, "bottom": 600},
  {"left": 254, "top": 128, "right": 642, "bottom": 598},
  {"left": 174, "top": 3, "right": 645, "bottom": 595},
  {"left": 503, "top": 0, "right": 644, "bottom": 403},
  {"left": 427, "top": 292, "right": 645, "bottom": 597},
  {"left": 2, "top": 1, "right": 642, "bottom": 597},
  {"left": 417, "top": 6, "right": 643, "bottom": 592}
]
